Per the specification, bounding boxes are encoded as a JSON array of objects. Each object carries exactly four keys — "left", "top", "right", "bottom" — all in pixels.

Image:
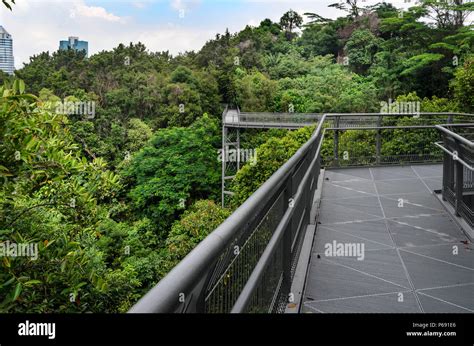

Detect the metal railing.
[
  {"left": 129, "top": 115, "right": 326, "bottom": 313},
  {"left": 225, "top": 109, "right": 321, "bottom": 128},
  {"left": 435, "top": 124, "right": 474, "bottom": 228},
  {"left": 130, "top": 110, "right": 474, "bottom": 314},
  {"left": 224, "top": 110, "right": 472, "bottom": 129},
  {"left": 323, "top": 113, "right": 474, "bottom": 167}
]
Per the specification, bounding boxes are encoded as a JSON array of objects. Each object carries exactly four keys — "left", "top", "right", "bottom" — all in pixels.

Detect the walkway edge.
[{"left": 285, "top": 169, "right": 325, "bottom": 313}]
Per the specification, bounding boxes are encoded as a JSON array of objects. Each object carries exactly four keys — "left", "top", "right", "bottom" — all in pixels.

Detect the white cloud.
[{"left": 73, "top": 3, "right": 122, "bottom": 22}]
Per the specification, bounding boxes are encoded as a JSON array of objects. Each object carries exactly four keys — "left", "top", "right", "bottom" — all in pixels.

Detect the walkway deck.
[{"left": 302, "top": 165, "right": 474, "bottom": 313}]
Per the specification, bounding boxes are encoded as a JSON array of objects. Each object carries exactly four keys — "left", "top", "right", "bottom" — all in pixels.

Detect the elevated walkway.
[{"left": 130, "top": 110, "right": 474, "bottom": 314}]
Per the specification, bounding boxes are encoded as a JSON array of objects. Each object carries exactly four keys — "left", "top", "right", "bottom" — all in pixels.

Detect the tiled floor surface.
[{"left": 302, "top": 165, "right": 474, "bottom": 313}]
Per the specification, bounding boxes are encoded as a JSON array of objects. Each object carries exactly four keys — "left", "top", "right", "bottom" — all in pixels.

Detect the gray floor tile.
[
  {"left": 324, "top": 168, "right": 372, "bottom": 181},
  {"left": 387, "top": 214, "right": 463, "bottom": 247},
  {"left": 371, "top": 166, "right": 418, "bottom": 180},
  {"left": 375, "top": 178, "right": 428, "bottom": 195},
  {"left": 379, "top": 193, "right": 445, "bottom": 218},
  {"left": 322, "top": 179, "right": 377, "bottom": 199},
  {"left": 304, "top": 291, "right": 420, "bottom": 313},
  {"left": 314, "top": 226, "right": 392, "bottom": 253},
  {"left": 315, "top": 220, "right": 395, "bottom": 249},
  {"left": 417, "top": 284, "right": 474, "bottom": 312},
  {"left": 416, "top": 293, "right": 471, "bottom": 313},
  {"left": 399, "top": 243, "right": 473, "bottom": 269},
  {"left": 421, "top": 177, "right": 442, "bottom": 191},
  {"left": 399, "top": 250, "right": 474, "bottom": 289},
  {"left": 317, "top": 248, "right": 412, "bottom": 290},
  {"left": 322, "top": 182, "right": 375, "bottom": 199},
  {"left": 319, "top": 197, "right": 383, "bottom": 224},
  {"left": 304, "top": 257, "right": 410, "bottom": 301},
  {"left": 412, "top": 165, "right": 442, "bottom": 178}
]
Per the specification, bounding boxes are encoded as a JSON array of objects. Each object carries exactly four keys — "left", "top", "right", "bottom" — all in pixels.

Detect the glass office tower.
[
  {"left": 0, "top": 25, "right": 14, "bottom": 75},
  {"left": 59, "top": 36, "right": 88, "bottom": 57}
]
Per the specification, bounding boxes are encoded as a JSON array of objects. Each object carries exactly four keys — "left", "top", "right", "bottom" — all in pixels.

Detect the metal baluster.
[
  {"left": 334, "top": 116, "right": 340, "bottom": 167},
  {"left": 376, "top": 115, "right": 382, "bottom": 165},
  {"left": 455, "top": 140, "right": 463, "bottom": 216}
]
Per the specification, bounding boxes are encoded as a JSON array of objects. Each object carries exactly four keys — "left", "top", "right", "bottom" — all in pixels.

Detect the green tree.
[
  {"left": 329, "top": 0, "right": 362, "bottom": 19},
  {"left": 161, "top": 200, "right": 230, "bottom": 275},
  {"left": 0, "top": 81, "right": 123, "bottom": 313},
  {"left": 231, "top": 126, "right": 314, "bottom": 206},
  {"left": 345, "top": 29, "right": 381, "bottom": 75},
  {"left": 422, "top": 0, "right": 474, "bottom": 29},
  {"left": 451, "top": 55, "right": 474, "bottom": 111},
  {"left": 280, "top": 10, "right": 303, "bottom": 40},
  {"left": 234, "top": 70, "right": 277, "bottom": 111},
  {"left": 298, "top": 23, "right": 339, "bottom": 58},
  {"left": 125, "top": 118, "right": 153, "bottom": 153},
  {"left": 123, "top": 114, "right": 221, "bottom": 238}
]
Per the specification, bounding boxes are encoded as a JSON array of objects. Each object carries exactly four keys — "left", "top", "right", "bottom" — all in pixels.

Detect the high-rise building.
[
  {"left": 0, "top": 25, "right": 14, "bottom": 75},
  {"left": 59, "top": 36, "right": 88, "bottom": 57}
]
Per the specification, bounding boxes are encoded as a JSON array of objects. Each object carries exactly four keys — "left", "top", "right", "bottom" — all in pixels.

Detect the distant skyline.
[
  {"left": 59, "top": 36, "right": 89, "bottom": 56},
  {"left": 0, "top": 0, "right": 460, "bottom": 69}
]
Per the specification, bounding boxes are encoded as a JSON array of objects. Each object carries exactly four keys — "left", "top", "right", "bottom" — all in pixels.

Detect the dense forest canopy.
[{"left": 0, "top": 0, "right": 473, "bottom": 312}]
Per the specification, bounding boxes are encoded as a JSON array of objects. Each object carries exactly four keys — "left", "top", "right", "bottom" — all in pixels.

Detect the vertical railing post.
[
  {"left": 442, "top": 154, "right": 449, "bottom": 202},
  {"left": 441, "top": 133, "right": 449, "bottom": 202},
  {"left": 447, "top": 114, "right": 453, "bottom": 124},
  {"left": 303, "top": 171, "right": 310, "bottom": 226},
  {"left": 376, "top": 115, "right": 382, "bottom": 165},
  {"left": 454, "top": 141, "right": 463, "bottom": 216},
  {"left": 308, "top": 136, "right": 319, "bottom": 223},
  {"left": 334, "top": 116, "right": 340, "bottom": 167}
]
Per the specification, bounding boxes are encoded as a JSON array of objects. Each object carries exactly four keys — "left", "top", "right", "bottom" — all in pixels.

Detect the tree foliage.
[
  {"left": 231, "top": 126, "right": 314, "bottom": 206},
  {"left": 123, "top": 114, "right": 221, "bottom": 237},
  {"left": 280, "top": 10, "right": 303, "bottom": 40}
]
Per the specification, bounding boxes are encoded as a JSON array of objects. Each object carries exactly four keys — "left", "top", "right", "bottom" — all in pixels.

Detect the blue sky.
[{"left": 0, "top": 0, "right": 419, "bottom": 69}]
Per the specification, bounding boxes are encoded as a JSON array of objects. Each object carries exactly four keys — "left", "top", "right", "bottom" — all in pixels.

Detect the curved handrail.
[
  {"left": 231, "top": 121, "right": 326, "bottom": 312},
  {"left": 435, "top": 124, "right": 474, "bottom": 147}
]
